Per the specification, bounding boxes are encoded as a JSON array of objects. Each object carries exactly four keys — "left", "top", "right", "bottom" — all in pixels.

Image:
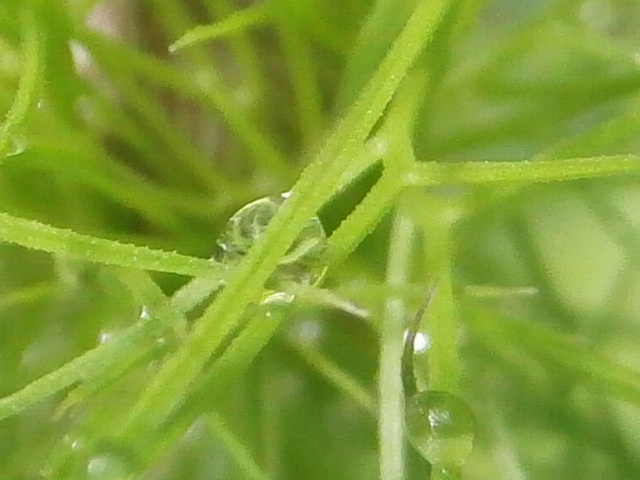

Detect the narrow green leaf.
[
  {"left": 117, "top": 0, "right": 454, "bottom": 444},
  {"left": 0, "top": 7, "right": 42, "bottom": 159},
  {"left": 405, "top": 155, "right": 640, "bottom": 186},
  {"left": 0, "top": 211, "right": 226, "bottom": 278},
  {"left": 169, "top": 2, "right": 271, "bottom": 52}
]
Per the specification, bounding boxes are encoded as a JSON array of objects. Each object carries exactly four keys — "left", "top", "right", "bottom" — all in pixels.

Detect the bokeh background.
[{"left": 2, "top": 0, "right": 640, "bottom": 479}]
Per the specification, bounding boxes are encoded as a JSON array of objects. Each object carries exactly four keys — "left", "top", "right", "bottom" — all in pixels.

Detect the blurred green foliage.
[{"left": 1, "top": 0, "right": 640, "bottom": 479}]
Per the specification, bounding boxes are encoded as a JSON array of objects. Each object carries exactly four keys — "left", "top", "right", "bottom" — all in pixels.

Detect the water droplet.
[
  {"left": 288, "top": 318, "right": 323, "bottom": 345},
  {"left": 215, "top": 195, "right": 327, "bottom": 288},
  {"left": 98, "top": 330, "right": 117, "bottom": 345},
  {"left": 431, "top": 466, "right": 460, "bottom": 479},
  {"left": 405, "top": 391, "right": 475, "bottom": 471},
  {"left": 401, "top": 288, "right": 475, "bottom": 474},
  {"left": 371, "top": 136, "right": 389, "bottom": 156},
  {"left": 139, "top": 305, "right": 152, "bottom": 320},
  {"left": 262, "top": 291, "right": 295, "bottom": 306},
  {"left": 412, "top": 331, "right": 430, "bottom": 354},
  {"left": 86, "top": 452, "right": 131, "bottom": 480},
  {"left": 6, "top": 135, "right": 27, "bottom": 157}
]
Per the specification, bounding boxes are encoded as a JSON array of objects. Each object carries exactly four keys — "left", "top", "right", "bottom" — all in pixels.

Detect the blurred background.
[{"left": 2, "top": 0, "right": 640, "bottom": 479}]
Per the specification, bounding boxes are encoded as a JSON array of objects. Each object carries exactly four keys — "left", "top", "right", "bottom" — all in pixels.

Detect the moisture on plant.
[
  {"left": 2, "top": 1, "right": 640, "bottom": 480},
  {"left": 215, "top": 193, "right": 328, "bottom": 288}
]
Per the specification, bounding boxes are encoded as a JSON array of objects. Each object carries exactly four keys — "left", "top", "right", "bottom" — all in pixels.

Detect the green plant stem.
[
  {"left": 206, "top": 411, "right": 273, "bottom": 480},
  {"left": 328, "top": 173, "right": 404, "bottom": 265},
  {"left": 464, "top": 306, "right": 640, "bottom": 407},
  {"left": 0, "top": 6, "right": 42, "bottom": 159},
  {"left": 419, "top": 199, "right": 459, "bottom": 393},
  {"left": 137, "top": 304, "right": 287, "bottom": 469},
  {"left": 328, "top": 69, "right": 431, "bottom": 264},
  {"left": 379, "top": 208, "right": 415, "bottom": 480},
  {"left": 170, "top": 2, "right": 271, "bottom": 52},
  {"left": 77, "top": 29, "right": 291, "bottom": 179},
  {"left": 0, "top": 211, "right": 226, "bottom": 278},
  {"left": 287, "top": 340, "right": 376, "bottom": 414},
  {"left": 0, "top": 281, "right": 56, "bottom": 309},
  {"left": 273, "top": 0, "right": 323, "bottom": 145},
  {"left": 204, "top": 0, "right": 266, "bottom": 106},
  {"left": 405, "top": 155, "right": 640, "bottom": 186},
  {"left": 116, "top": 0, "right": 453, "bottom": 445},
  {"left": 90, "top": 57, "right": 227, "bottom": 191},
  {"left": 0, "top": 270, "right": 220, "bottom": 426},
  {"left": 0, "top": 317, "right": 163, "bottom": 423}
]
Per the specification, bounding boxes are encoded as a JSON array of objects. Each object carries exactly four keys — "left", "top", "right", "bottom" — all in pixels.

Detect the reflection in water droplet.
[
  {"left": 86, "top": 452, "right": 130, "bottom": 480},
  {"left": 139, "top": 305, "right": 152, "bottom": 320},
  {"left": 405, "top": 391, "right": 475, "bottom": 471},
  {"left": 288, "top": 318, "right": 323, "bottom": 345},
  {"left": 215, "top": 194, "right": 327, "bottom": 288},
  {"left": 413, "top": 332, "right": 430, "bottom": 354},
  {"left": 99, "top": 331, "right": 117, "bottom": 345},
  {"left": 6, "top": 135, "right": 27, "bottom": 156},
  {"left": 262, "top": 291, "right": 295, "bottom": 306},
  {"left": 432, "top": 466, "right": 459, "bottom": 480}
]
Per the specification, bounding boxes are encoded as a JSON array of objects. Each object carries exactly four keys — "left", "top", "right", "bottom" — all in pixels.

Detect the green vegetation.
[{"left": 2, "top": 0, "right": 640, "bottom": 478}]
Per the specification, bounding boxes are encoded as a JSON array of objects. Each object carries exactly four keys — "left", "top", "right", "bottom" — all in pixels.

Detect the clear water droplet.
[
  {"left": 405, "top": 391, "right": 475, "bottom": 470},
  {"left": 215, "top": 194, "right": 327, "bottom": 288},
  {"left": 86, "top": 452, "right": 131, "bottom": 480}
]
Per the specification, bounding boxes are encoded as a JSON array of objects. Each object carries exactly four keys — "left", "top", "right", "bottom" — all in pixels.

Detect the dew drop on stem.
[
  {"left": 214, "top": 193, "right": 328, "bottom": 290},
  {"left": 402, "top": 287, "right": 475, "bottom": 478},
  {"left": 405, "top": 391, "right": 475, "bottom": 475},
  {"left": 86, "top": 451, "right": 131, "bottom": 480}
]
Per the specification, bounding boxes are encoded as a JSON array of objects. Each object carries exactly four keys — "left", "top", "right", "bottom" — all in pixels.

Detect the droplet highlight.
[
  {"left": 405, "top": 391, "right": 474, "bottom": 475},
  {"left": 6, "top": 135, "right": 27, "bottom": 157},
  {"left": 215, "top": 194, "right": 327, "bottom": 288},
  {"left": 402, "top": 287, "right": 475, "bottom": 478},
  {"left": 86, "top": 451, "right": 131, "bottom": 480}
]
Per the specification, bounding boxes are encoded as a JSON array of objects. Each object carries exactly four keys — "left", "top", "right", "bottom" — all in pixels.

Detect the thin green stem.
[
  {"left": 0, "top": 7, "right": 42, "bottom": 159},
  {"left": 205, "top": 0, "right": 267, "bottom": 106},
  {"left": 465, "top": 306, "right": 640, "bottom": 407},
  {"left": 116, "top": 0, "right": 453, "bottom": 444},
  {"left": 206, "top": 411, "right": 273, "bottom": 480},
  {"left": 328, "top": 173, "right": 403, "bottom": 265},
  {"left": 287, "top": 340, "right": 376, "bottom": 414},
  {"left": 0, "top": 317, "right": 163, "bottom": 423},
  {"left": 273, "top": 0, "right": 323, "bottom": 145},
  {"left": 170, "top": 2, "right": 271, "bottom": 52},
  {"left": 379, "top": 207, "right": 415, "bottom": 480},
  {"left": 0, "top": 281, "right": 56, "bottom": 309},
  {"left": 405, "top": 155, "right": 640, "bottom": 186},
  {"left": 0, "top": 211, "right": 226, "bottom": 278},
  {"left": 77, "top": 29, "right": 291, "bottom": 180},
  {"left": 414, "top": 191, "right": 460, "bottom": 393},
  {"left": 89, "top": 55, "right": 229, "bottom": 191}
]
